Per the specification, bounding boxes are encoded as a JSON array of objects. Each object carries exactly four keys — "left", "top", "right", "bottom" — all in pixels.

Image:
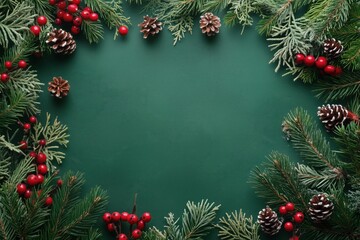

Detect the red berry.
[
  {"left": 324, "top": 65, "right": 336, "bottom": 75},
  {"left": 24, "top": 189, "right": 32, "bottom": 199},
  {"left": 39, "top": 139, "right": 46, "bottom": 146},
  {"left": 80, "top": 10, "right": 90, "bottom": 19},
  {"left": 29, "top": 151, "right": 37, "bottom": 158},
  {"left": 37, "top": 16, "right": 47, "bottom": 26},
  {"left": 284, "top": 221, "right": 294, "bottom": 232},
  {"left": 137, "top": 220, "right": 145, "bottom": 230},
  {"left": 83, "top": 7, "right": 92, "bottom": 13},
  {"left": 289, "top": 236, "right": 300, "bottom": 240},
  {"left": 49, "top": 0, "right": 57, "bottom": 5},
  {"left": 19, "top": 140, "right": 28, "bottom": 150},
  {"left": 27, "top": 174, "right": 38, "bottom": 186},
  {"left": 1, "top": 73, "right": 9, "bottom": 83},
  {"left": 294, "top": 53, "right": 305, "bottom": 65},
  {"left": 118, "top": 26, "right": 128, "bottom": 36},
  {"left": 294, "top": 211, "right": 304, "bottom": 223},
  {"left": 335, "top": 66, "right": 343, "bottom": 76},
  {"left": 54, "top": 18, "right": 62, "bottom": 25},
  {"left": 4, "top": 61, "right": 12, "bottom": 69},
  {"left": 63, "top": 13, "right": 73, "bottom": 22},
  {"left": 23, "top": 123, "right": 31, "bottom": 130},
  {"left": 304, "top": 55, "right": 316, "bottom": 67},
  {"left": 71, "top": 26, "right": 80, "bottom": 35},
  {"left": 285, "top": 202, "right": 295, "bottom": 212},
  {"left": 128, "top": 214, "right": 138, "bottom": 224},
  {"left": 132, "top": 229, "right": 142, "bottom": 239},
  {"left": 57, "top": 10, "right": 65, "bottom": 19},
  {"left": 111, "top": 212, "right": 121, "bottom": 222},
  {"left": 18, "top": 60, "right": 27, "bottom": 69},
  {"left": 279, "top": 205, "right": 287, "bottom": 215},
  {"left": 57, "top": 1, "right": 67, "bottom": 10},
  {"left": 117, "top": 234, "right": 128, "bottom": 240},
  {"left": 36, "top": 152, "right": 47, "bottom": 164},
  {"left": 141, "top": 212, "right": 152, "bottom": 223},
  {"left": 69, "top": 0, "right": 81, "bottom": 4},
  {"left": 37, "top": 164, "right": 48, "bottom": 175},
  {"left": 29, "top": 116, "right": 37, "bottom": 123},
  {"left": 17, "top": 183, "right": 27, "bottom": 195},
  {"left": 102, "top": 212, "right": 112, "bottom": 223},
  {"left": 45, "top": 196, "right": 53, "bottom": 206},
  {"left": 37, "top": 174, "right": 44, "bottom": 184},
  {"left": 120, "top": 212, "right": 129, "bottom": 221},
  {"left": 67, "top": 4, "right": 78, "bottom": 13},
  {"left": 57, "top": 179, "right": 63, "bottom": 187},
  {"left": 107, "top": 223, "right": 115, "bottom": 232},
  {"left": 89, "top": 12, "right": 99, "bottom": 21},
  {"left": 315, "top": 56, "right": 328, "bottom": 69},
  {"left": 73, "top": 16, "right": 82, "bottom": 26}
]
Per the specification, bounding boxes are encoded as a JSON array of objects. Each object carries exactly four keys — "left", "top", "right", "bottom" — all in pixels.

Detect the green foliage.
[
  {"left": 143, "top": 200, "right": 220, "bottom": 240},
  {"left": 216, "top": 209, "right": 260, "bottom": 240},
  {"left": 81, "top": 20, "right": 104, "bottom": 44}
]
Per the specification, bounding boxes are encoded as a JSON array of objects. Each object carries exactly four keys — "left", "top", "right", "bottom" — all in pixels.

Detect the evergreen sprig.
[{"left": 216, "top": 209, "right": 260, "bottom": 240}]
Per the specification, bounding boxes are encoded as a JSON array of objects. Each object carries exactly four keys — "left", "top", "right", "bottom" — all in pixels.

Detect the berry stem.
[{"left": 347, "top": 111, "right": 359, "bottom": 122}]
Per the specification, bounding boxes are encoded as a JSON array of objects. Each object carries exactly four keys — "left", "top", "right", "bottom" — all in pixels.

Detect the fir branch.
[
  {"left": 164, "top": 213, "right": 182, "bottom": 239},
  {"left": 216, "top": 209, "right": 260, "bottom": 240},
  {"left": 81, "top": 20, "right": 104, "bottom": 44},
  {"left": 0, "top": 135, "right": 21, "bottom": 153},
  {"left": 283, "top": 108, "right": 343, "bottom": 170},
  {"left": 0, "top": 1, "right": 36, "bottom": 48},
  {"left": 0, "top": 153, "right": 10, "bottom": 183},
  {"left": 224, "top": 0, "right": 257, "bottom": 33},
  {"left": 341, "top": 42, "right": 360, "bottom": 70},
  {"left": 203, "top": 0, "right": 231, "bottom": 13},
  {"left": 143, "top": 227, "right": 167, "bottom": 240},
  {"left": 181, "top": 200, "right": 220, "bottom": 239},
  {"left": 314, "top": 71, "right": 360, "bottom": 101},
  {"left": 6, "top": 68, "right": 42, "bottom": 95},
  {"left": 348, "top": 188, "right": 360, "bottom": 213},
  {"left": 168, "top": 16, "right": 193, "bottom": 45},
  {"left": 24, "top": 0, "right": 56, "bottom": 21}
]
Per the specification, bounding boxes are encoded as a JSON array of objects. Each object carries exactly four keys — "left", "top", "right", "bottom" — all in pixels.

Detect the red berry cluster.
[
  {"left": 1, "top": 60, "right": 28, "bottom": 83},
  {"left": 49, "top": 0, "right": 99, "bottom": 35},
  {"left": 278, "top": 202, "right": 304, "bottom": 239},
  {"left": 295, "top": 53, "right": 342, "bottom": 77},
  {"left": 29, "top": 16, "right": 48, "bottom": 36},
  {"left": 103, "top": 211, "right": 151, "bottom": 239}
]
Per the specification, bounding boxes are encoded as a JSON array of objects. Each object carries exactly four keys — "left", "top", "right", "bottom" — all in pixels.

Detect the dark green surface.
[{"left": 33, "top": 8, "right": 322, "bottom": 239}]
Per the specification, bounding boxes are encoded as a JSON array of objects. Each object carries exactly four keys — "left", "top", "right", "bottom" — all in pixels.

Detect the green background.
[{"left": 33, "top": 6, "right": 322, "bottom": 240}]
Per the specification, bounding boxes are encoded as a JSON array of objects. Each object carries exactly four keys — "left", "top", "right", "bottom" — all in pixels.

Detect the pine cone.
[
  {"left": 46, "top": 28, "right": 76, "bottom": 55},
  {"left": 199, "top": 12, "right": 221, "bottom": 36},
  {"left": 323, "top": 38, "right": 343, "bottom": 59},
  {"left": 317, "top": 104, "right": 360, "bottom": 131},
  {"left": 48, "top": 76, "right": 70, "bottom": 98},
  {"left": 257, "top": 206, "right": 282, "bottom": 235},
  {"left": 138, "top": 16, "right": 163, "bottom": 39},
  {"left": 308, "top": 193, "right": 334, "bottom": 222}
]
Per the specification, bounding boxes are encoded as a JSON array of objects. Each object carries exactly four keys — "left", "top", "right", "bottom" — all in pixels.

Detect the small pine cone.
[
  {"left": 323, "top": 38, "right": 343, "bottom": 59},
  {"left": 199, "top": 12, "right": 221, "bottom": 36},
  {"left": 308, "top": 193, "right": 334, "bottom": 222},
  {"left": 257, "top": 206, "right": 282, "bottom": 235},
  {"left": 48, "top": 76, "right": 70, "bottom": 98},
  {"left": 317, "top": 104, "right": 360, "bottom": 131},
  {"left": 46, "top": 28, "right": 76, "bottom": 55},
  {"left": 138, "top": 16, "right": 163, "bottom": 39}
]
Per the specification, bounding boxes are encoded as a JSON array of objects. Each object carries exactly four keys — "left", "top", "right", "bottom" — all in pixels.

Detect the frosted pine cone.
[
  {"left": 308, "top": 193, "right": 334, "bottom": 222},
  {"left": 138, "top": 16, "right": 163, "bottom": 39},
  {"left": 48, "top": 76, "right": 70, "bottom": 98},
  {"left": 323, "top": 38, "right": 343, "bottom": 59},
  {"left": 257, "top": 206, "right": 282, "bottom": 235},
  {"left": 317, "top": 104, "right": 359, "bottom": 131},
  {"left": 46, "top": 28, "right": 76, "bottom": 55},
  {"left": 199, "top": 12, "right": 221, "bottom": 36}
]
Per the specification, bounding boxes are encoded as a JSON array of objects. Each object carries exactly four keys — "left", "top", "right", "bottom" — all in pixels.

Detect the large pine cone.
[
  {"left": 199, "top": 12, "right": 221, "bottom": 36},
  {"left": 46, "top": 29, "right": 76, "bottom": 55},
  {"left": 308, "top": 193, "right": 334, "bottom": 222},
  {"left": 257, "top": 206, "right": 282, "bottom": 235},
  {"left": 48, "top": 76, "right": 70, "bottom": 98},
  {"left": 317, "top": 104, "right": 350, "bottom": 131},
  {"left": 138, "top": 16, "right": 163, "bottom": 39},
  {"left": 323, "top": 38, "right": 343, "bottom": 59}
]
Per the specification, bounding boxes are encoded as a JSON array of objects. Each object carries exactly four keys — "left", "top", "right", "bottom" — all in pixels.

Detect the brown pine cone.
[
  {"left": 138, "top": 16, "right": 163, "bottom": 39},
  {"left": 46, "top": 28, "right": 76, "bottom": 55},
  {"left": 257, "top": 206, "right": 282, "bottom": 235},
  {"left": 199, "top": 12, "right": 221, "bottom": 36},
  {"left": 308, "top": 193, "right": 334, "bottom": 222},
  {"left": 317, "top": 104, "right": 359, "bottom": 131},
  {"left": 48, "top": 76, "right": 70, "bottom": 98}
]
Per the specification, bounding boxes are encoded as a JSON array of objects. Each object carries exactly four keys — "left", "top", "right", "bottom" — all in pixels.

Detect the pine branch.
[
  {"left": 203, "top": 0, "right": 231, "bottom": 13},
  {"left": 164, "top": 213, "right": 182, "bottom": 239},
  {"left": 216, "top": 209, "right": 260, "bottom": 240},
  {"left": 0, "top": 1, "right": 36, "bottom": 48},
  {"left": 143, "top": 227, "right": 167, "bottom": 240},
  {"left": 283, "top": 108, "right": 344, "bottom": 170},
  {"left": 81, "top": 20, "right": 104, "bottom": 44},
  {"left": 24, "top": 0, "right": 56, "bottom": 21},
  {"left": 0, "top": 135, "right": 21, "bottom": 153},
  {"left": 168, "top": 16, "right": 193, "bottom": 45},
  {"left": 224, "top": 0, "right": 257, "bottom": 33}
]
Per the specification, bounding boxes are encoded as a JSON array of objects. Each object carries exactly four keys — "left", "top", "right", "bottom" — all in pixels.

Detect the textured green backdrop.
[{"left": 33, "top": 6, "right": 321, "bottom": 239}]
